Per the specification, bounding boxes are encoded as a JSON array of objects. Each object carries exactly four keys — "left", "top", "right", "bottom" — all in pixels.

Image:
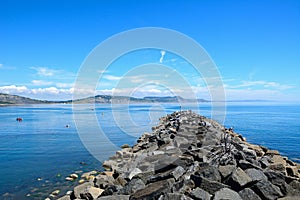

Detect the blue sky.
[{"left": 0, "top": 0, "right": 299, "bottom": 101}]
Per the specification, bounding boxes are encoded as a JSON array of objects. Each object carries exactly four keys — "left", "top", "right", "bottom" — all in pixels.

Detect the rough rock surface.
[{"left": 56, "top": 111, "right": 300, "bottom": 200}]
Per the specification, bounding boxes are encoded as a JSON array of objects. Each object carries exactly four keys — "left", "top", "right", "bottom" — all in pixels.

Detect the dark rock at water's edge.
[{"left": 55, "top": 111, "right": 300, "bottom": 200}]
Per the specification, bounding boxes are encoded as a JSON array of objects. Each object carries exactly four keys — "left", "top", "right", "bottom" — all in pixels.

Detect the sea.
[{"left": 0, "top": 103, "right": 299, "bottom": 199}]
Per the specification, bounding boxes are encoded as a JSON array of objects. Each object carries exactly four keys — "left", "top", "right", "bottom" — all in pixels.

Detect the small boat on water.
[{"left": 16, "top": 117, "right": 23, "bottom": 122}]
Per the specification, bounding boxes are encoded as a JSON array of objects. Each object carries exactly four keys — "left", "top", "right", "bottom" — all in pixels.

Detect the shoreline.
[{"left": 52, "top": 110, "right": 300, "bottom": 200}]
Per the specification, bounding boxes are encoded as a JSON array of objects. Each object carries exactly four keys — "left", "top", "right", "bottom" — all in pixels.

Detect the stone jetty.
[{"left": 57, "top": 111, "right": 300, "bottom": 200}]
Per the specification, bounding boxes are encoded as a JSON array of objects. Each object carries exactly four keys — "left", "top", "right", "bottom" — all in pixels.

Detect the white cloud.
[
  {"left": 159, "top": 50, "right": 166, "bottom": 63},
  {"left": 226, "top": 80, "right": 295, "bottom": 90},
  {"left": 0, "top": 64, "right": 3, "bottom": 68},
  {"left": 97, "top": 70, "right": 107, "bottom": 74},
  {"left": 0, "top": 85, "right": 75, "bottom": 100},
  {"left": 32, "top": 80, "right": 53, "bottom": 86},
  {"left": 31, "top": 87, "right": 60, "bottom": 95},
  {"left": 103, "top": 75, "right": 122, "bottom": 81},
  {"left": 56, "top": 82, "right": 74, "bottom": 88},
  {"left": 31, "top": 67, "right": 57, "bottom": 77},
  {"left": 0, "top": 85, "right": 28, "bottom": 93}
]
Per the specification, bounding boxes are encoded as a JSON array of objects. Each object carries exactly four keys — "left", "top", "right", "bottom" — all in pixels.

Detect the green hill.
[
  {"left": 0, "top": 93, "right": 209, "bottom": 105},
  {"left": 0, "top": 93, "right": 49, "bottom": 105}
]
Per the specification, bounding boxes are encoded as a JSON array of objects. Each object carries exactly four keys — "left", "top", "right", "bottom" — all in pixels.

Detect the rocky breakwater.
[{"left": 58, "top": 110, "right": 300, "bottom": 200}]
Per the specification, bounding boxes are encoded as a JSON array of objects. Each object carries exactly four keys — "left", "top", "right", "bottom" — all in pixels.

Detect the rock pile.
[{"left": 58, "top": 111, "right": 300, "bottom": 200}]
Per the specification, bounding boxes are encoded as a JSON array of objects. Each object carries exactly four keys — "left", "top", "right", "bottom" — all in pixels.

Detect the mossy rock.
[{"left": 121, "top": 144, "right": 130, "bottom": 149}]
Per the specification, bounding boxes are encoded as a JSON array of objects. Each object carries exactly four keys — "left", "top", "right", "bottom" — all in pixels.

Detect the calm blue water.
[{"left": 0, "top": 103, "right": 299, "bottom": 199}]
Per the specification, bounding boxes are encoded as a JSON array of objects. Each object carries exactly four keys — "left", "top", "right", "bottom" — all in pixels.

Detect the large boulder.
[
  {"left": 213, "top": 188, "right": 242, "bottom": 200},
  {"left": 57, "top": 196, "right": 71, "bottom": 200},
  {"left": 252, "top": 180, "right": 283, "bottom": 200},
  {"left": 191, "top": 175, "right": 228, "bottom": 194},
  {"left": 238, "top": 188, "right": 262, "bottom": 200},
  {"left": 128, "top": 168, "right": 142, "bottom": 180},
  {"left": 239, "top": 160, "right": 261, "bottom": 170},
  {"left": 247, "top": 144, "right": 265, "bottom": 157},
  {"left": 286, "top": 166, "right": 299, "bottom": 177},
  {"left": 120, "top": 178, "right": 145, "bottom": 194},
  {"left": 264, "top": 170, "right": 288, "bottom": 195},
  {"left": 245, "top": 168, "right": 268, "bottom": 182},
  {"left": 130, "top": 178, "right": 175, "bottom": 200},
  {"left": 269, "top": 155, "right": 286, "bottom": 172},
  {"left": 97, "top": 195, "right": 130, "bottom": 200},
  {"left": 189, "top": 187, "right": 211, "bottom": 200},
  {"left": 72, "top": 182, "right": 92, "bottom": 199},
  {"left": 225, "top": 167, "right": 252, "bottom": 190},
  {"left": 195, "top": 164, "right": 221, "bottom": 182},
  {"left": 161, "top": 193, "right": 193, "bottom": 200},
  {"left": 94, "top": 174, "right": 115, "bottom": 189},
  {"left": 218, "top": 165, "right": 236, "bottom": 179},
  {"left": 171, "top": 166, "right": 185, "bottom": 181},
  {"left": 72, "top": 182, "right": 104, "bottom": 200}
]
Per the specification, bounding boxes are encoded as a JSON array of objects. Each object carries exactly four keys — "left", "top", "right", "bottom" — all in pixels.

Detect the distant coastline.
[
  {"left": 0, "top": 93, "right": 279, "bottom": 106},
  {"left": 0, "top": 93, "right": 209, "bottom": 105}
]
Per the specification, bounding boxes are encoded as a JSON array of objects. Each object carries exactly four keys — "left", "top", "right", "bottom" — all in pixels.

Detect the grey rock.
[
  {"left": 239, "top": 160, "right": 261, "bottom": 170},
  {"left": 225, "top": 167, "right": 252, "bottom": 190},
  {"left": 233, "top": 150, "right": 246, "bottom": 161},
  {"left": 266, "top": 150, "right": 280, "bottom": 155},
  {"left": 286, "top": 166, "right": 299, "bottom": 177},
  {"left": 202, "top": 135, "right": 220, "bottom": 146},
  {"left": 191, "top": 175, "right": 228, "bottom": 194},
  {"left": 60, "top": 111, "right": 300, "bottom": 200},
  {"left": 152, "top": 150, "right": 165, "bottom": 155},
  {"left": 243, "top": 148, "right": 257, "bottom": 159},
  {"left": 132, "top": 170, "right": 155, "bottom": 184},
  {"left": 57, "top": 196, "right": 71, "bottom": 200},
  {"left": 102, "top": 160, "right": 116, "bottom": 171},
  {"left": 238, "top": 188, "right": 262, "bottom": 200},
  {"left": 259, "top": 156, "right": 271, "bottom": 168},
  {"left": 173, "top": 136, "right": 190, "bottom": 149},
  {"left": 72, "top": 182, "right": 92, "bottom": 199},
  {"left": 121, "top": 178, "right": 145, "bottom": 194},
  {"left": 154, "top": 156, "right": 179, "bottom": 174},
  {"left": 171, "top": 166, "right": 185, "bottom": 181},
  {"left": 101, "top": 185, "right": 122, "bottom": 196},
  {"left": 278, "top": 196, "right": 300, "bottom": 200},
  {"left": 245, "top": 168, "right": 268, "bottom": 182},
  {"left": 128, "top": 168, "right": 142, "bottom": 180},
  {"left": 115, "top": 176, "right": 127, "bottom": 186},
  {"left": 94, "top": 174, "right": 115, "bottom": 189},
  {"left": 164, "top": 146, "right": 182, "bottom": 155},
  {"left": 162, "top": 193, "right": 193, "bottom": 200},
  {"left": 130, "top": 178, "right": 175, "bottom": 200},
  {"left": 196, "top": 164, "right": 221, "bottom": 182},
  {"left": 287, "top": 180, "right": 300, "bottom": 196},
  {"left": 252, "top": 180, "right": 283, "bottom": 200},
  {"left": 218, "top": 165, "right": 236, "bottom": 179},
  {"left": 87, "top": 186, "right": 104, "bottom": 199},
  {"left": 178, "top": 154, "right": 195, "bottom": 167},
  {"left": 289, "top": 180, "right": 300, "bottom": 191},
  {"left": 97, "top": 195, "right": 130, "bottom": 200},
  {"left": 213, "top": 188, "right": 242, "bottom": 200},
  {"left": 246, "top": 157, "right": 261, "bottom": 167},
  {"left": 264, "top": 170, "right": 288, "bottom": 195},
  {"left": 72, "top": 184, "right": 104, "bottom": 200},
  {"left": 189, "top": 187, "right": 211, "bottom": 200}
]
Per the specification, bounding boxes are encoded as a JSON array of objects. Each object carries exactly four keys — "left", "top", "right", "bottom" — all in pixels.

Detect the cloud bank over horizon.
[{"left": 0, "top": 48, "right": 299, "bottom": 102}]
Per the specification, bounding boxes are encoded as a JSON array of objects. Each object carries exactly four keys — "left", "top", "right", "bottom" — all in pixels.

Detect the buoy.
[{"left": 16, "top": 117, "right": 23, "bottom": 122}]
